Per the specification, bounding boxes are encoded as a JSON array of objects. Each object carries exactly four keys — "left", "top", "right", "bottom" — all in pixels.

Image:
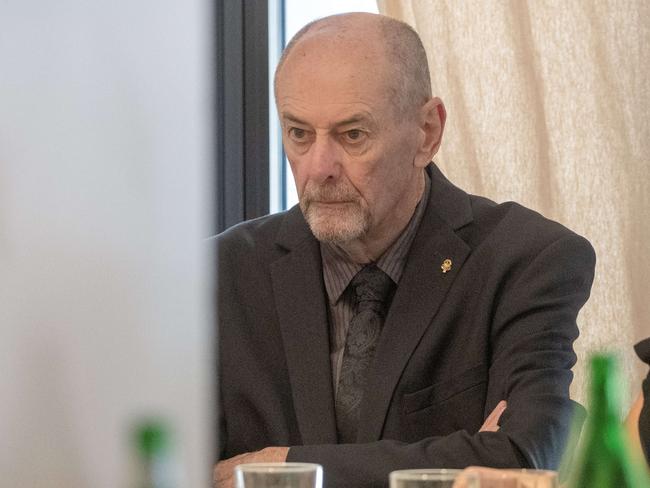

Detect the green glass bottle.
[
  {"left": 566, "top": 353, "right": 650, "bottom": 488},
  {"left": 132, "top": 419, "right": 177, "bottom": 488}
]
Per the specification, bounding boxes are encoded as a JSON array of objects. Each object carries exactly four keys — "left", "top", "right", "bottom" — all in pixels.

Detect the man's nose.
[{"left": 307, "top": 135, "right": 341, "bottom": 183}]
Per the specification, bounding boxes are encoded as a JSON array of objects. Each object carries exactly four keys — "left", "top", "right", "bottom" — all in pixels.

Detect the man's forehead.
[
  {"left": 288, "top": 44, "right": 373, "bottom": 74},
  {"left": 276, "top": 72, "right": 387, "bottom": 121},
  {"left": 277, "top": 34, "right": 387, "bottom": 95},
  {"left": 275, "top": 14, "right": 397, "bottom": 119}
]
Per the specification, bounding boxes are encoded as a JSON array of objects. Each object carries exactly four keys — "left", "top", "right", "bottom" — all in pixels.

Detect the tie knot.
[{"left": 350, "top": 264, "right": 394, "bottom": 308}]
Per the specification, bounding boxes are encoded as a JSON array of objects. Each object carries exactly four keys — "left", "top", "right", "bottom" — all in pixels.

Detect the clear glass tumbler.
[
  {"left": 390, "top": 468, "right": 479, "bottom": 488},
  {"left": 234, "top": 462, "right": 323, "bottom": 488}
]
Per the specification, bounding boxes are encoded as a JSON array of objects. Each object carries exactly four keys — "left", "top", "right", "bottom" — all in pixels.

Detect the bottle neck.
[{"left": 588, "top": 355, "right": 621, "bottom": 426}]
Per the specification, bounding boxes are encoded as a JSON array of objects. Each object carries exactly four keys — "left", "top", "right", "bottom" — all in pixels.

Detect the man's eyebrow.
[
  {"left": 280, "top": 112, "right": 374, "bottom": 128},
  {"left": 281, "top": 113, "right": 307, "bottom": 125}
]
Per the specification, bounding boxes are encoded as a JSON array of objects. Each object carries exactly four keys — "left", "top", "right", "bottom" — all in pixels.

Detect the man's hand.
[
  {"left": 213, "top": 447, "right": 289, "bottom": 488},
  {"left": 479, "top": 400, "right": 507, "bottom": 432}
]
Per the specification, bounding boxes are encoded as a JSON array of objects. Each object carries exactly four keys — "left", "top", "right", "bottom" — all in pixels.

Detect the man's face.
[{"left": 275, "top": 34, "right": 424, "bottom": 245}]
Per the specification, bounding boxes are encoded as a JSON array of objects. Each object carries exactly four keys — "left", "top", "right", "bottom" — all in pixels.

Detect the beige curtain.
[{"left": 378, "top": 0, "right": 650, "bottom": 407}]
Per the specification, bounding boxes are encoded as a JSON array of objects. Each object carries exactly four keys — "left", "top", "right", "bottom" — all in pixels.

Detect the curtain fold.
[{"left": 378, "top": 0, "right": 649, "bottom": 406}]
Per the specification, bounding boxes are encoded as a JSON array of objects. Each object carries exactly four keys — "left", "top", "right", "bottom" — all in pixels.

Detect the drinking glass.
[
  {"left": 389, "top": 469, "right": 479, "bottom": 488},
  {"left": 234, "top": 462, "right": 323, "bottom": 488},
  {"left": 461, "top": 467, "right": 559, "bottom": 488}
]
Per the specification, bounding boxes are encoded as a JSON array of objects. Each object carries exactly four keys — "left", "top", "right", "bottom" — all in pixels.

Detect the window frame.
[{"left": 215, "top": 0, "right": 279, "bottom": 233}]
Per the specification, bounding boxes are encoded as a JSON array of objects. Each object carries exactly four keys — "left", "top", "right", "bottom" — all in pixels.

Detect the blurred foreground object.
[
  {"left": 564, "top": 354, "right": 650, "bottom": 487},
  {"left": 0, "top": 0, "right": 213, "bottom": 486},
  {"left": 133, "top": 420, "right": 178, "bottom": 488},
  {"left": 454, "top": 467, "right": 557, "bottom": 487},
  {"left": 628, "top": 338, "right": 650, "bottom": 465},
  {"left": 624, "top": 393, "right": 645, "bottom": 461}
]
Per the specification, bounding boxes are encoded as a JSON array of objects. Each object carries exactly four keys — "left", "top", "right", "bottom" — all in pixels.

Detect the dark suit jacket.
[{"left": 216, "top": 164, "right": 596, "bottom": 488}]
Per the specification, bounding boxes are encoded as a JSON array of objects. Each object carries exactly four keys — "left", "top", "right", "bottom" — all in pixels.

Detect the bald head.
[{"left": 274, "top": 13, "right": 432, "bottom": 119}]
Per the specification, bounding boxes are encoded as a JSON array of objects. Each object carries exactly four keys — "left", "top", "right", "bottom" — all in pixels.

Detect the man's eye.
[
  {"left": 343, "top": 129, "right": 365, "bottom": 142},
  {"left": 288, "top": 127, "right": 307, "bottom": 140}
]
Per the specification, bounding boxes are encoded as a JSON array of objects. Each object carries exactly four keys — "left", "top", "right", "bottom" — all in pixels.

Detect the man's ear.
[{"left": 414, "top": 97, "right": 446, "bottom": 168}]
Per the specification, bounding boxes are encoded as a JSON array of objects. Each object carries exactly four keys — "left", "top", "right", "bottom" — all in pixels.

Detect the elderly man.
[{"left": 215, "top": 12, "right": 595, "bottom": 488}]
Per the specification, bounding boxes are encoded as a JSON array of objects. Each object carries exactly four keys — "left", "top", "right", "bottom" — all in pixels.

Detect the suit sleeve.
[{"left": 287, "top": 233, "right": 596, "bottom": 488}]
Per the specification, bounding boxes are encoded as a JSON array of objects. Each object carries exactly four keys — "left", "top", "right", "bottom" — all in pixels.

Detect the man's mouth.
[{"left": 310, "top": 200, "right": 355, "bottom": 207}]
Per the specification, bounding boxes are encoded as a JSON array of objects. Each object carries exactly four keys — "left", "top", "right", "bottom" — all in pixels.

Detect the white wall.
[{"left": 0, "top": 1, "right": 213, "bottom": 486}]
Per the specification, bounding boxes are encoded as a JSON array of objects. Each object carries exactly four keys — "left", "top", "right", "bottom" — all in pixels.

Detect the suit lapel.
[
  {"left": 357, "top": 164, "right": 474, "bottom": 442},
  {"left": 270, "top": 208, "right": 338, "bottom": 444}
]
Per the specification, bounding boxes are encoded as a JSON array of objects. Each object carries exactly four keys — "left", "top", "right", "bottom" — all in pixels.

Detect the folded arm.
[
  {"left": 215, "top": 401, "right": 506, "bottom": 488},
  {"left": 284, "top": 234, "right": 595, "bottom": 487}
]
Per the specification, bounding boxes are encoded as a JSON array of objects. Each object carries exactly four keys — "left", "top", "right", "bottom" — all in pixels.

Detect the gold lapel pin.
[{"left": 441, "top": 258, "right": 452, "bottom": 274}]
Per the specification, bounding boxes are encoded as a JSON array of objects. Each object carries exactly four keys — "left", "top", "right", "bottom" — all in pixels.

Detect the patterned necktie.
[{"left": 335, "top": 264, "right": 395, "bottom": 443}]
